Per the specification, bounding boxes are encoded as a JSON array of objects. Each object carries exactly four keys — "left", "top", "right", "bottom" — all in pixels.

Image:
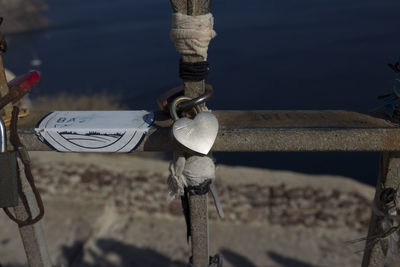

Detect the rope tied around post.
[
  {"left": 3, "top": 106, "right": 45, "bottom": 227},
  {"left": 168, "top": 155, "right": 224, "bottom": 241},
  {"left": 170, "top": 12, "right": 216, "bottom": 60},
  {"left": 179, "top": 59, "right": 210, "bottom": 82},
  {"left": 168, "top": 155, "right": 216, "bottom": 200}
]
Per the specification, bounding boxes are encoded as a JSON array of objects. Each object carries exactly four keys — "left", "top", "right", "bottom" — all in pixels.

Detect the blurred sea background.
[{"left": 3, "top": 0, "right": 400, "bottom": 185}]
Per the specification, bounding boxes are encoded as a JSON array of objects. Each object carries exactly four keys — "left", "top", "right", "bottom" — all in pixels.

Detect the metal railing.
[
  {"left": 13, "top": 108, "right": 400, "bottom": 267},
  {"left": 1, "top": 0, "right": 398, "bottom": 265},
  {"left": 17, "top": 110, "right": 400, "bottom": 152}
]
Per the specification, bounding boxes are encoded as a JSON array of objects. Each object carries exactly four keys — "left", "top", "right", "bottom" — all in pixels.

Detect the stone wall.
[{"left": 0, "top": 0, "right": 51, "bottom": 33}]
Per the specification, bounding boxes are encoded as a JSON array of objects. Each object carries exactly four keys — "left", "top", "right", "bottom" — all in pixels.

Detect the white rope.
[
  {"left": 168, "top": 156, "right": 187, "bottom": 201},
  {"left": 170, "top": 12, "right": 216, "bottom": 60},
  {"left": 183, "top": 155, "right": 216, "bottom": 186},
  {"left": 168, "top": 155, "right": 215, "bottom": 201}
]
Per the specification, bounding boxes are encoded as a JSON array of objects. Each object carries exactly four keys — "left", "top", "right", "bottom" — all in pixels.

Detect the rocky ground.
[
  {"left": 0, "top": 152, "right": 376, "bottom": 266},
  {"left": 0, "top": 0, "right": 50, "bottom": 34},
  {"left": 30, "top": 153, "right": 372, "bottom": 232}
]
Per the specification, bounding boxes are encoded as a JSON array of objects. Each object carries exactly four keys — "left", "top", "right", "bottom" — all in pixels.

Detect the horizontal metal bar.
[{"left": 13, "top": 110, "right": 400, "bottom": 152}]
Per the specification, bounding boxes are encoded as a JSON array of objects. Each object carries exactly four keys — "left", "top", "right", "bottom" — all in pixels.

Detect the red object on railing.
[
  {"left": 7, "top": 71, "right": 41, "bottom": 93},
  {"left": 0, "top": 71, "right": 41, "bottom": 110}
]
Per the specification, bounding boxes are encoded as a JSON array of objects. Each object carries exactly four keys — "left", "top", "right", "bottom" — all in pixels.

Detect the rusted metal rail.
[
  {"left": 2, "top": 0, "right": 396, "bottom": 265},
  {"left": 18, "top": 110, "right": 400, "bottom": 152},
  {"left": 12, "top": 109, "right": 400, "bottom": 267}
]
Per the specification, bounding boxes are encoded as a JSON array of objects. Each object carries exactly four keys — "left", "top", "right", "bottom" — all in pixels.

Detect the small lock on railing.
[{"left": 169, "top": 95, "right": 219, "bottom": 155}]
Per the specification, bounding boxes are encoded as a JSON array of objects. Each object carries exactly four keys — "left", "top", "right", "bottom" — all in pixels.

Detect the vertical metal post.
[
  {"left": 0, "top": 29, "right": 13, "bottom": 115},
  {"left": 169, "top": 1, "right": 212, "bottom": 266},
  {"left": 361, "top": 152, "right": 400, "bottom": 267},
  {"left": 0, "top": 118, "right": 51, "bottom": 267},
  {"left": 0, "top": 27, "right": 51, "bottom": 266},
  {"left": 189, "top": 193, "right": 210, "bottom": 266},
  {"left": 13, "top": 157, "right": 52, "bottom": 267}
]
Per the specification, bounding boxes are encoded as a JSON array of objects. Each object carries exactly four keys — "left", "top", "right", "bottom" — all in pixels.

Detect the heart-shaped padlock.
[{"left": 170, "top": 96, "right": 218, "bottom": 155}]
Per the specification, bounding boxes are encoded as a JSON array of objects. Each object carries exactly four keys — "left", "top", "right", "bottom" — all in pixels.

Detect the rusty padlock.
[
  {"left": 157, "top": 85, "right": 185, "bottom": 113},
  {"left": 0, "top": 117, "right": 18, "bottom": 208}
]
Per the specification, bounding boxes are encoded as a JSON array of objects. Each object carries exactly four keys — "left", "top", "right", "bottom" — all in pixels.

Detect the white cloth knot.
[
  {"left": 183, "top": 155, "right": 215, "bottom": 186},
  {"left": 170, "top": 12, "right": 216, "bottom": 60},
  {"left": 168, "top": 155, "right": 215, "bottom": 201}
]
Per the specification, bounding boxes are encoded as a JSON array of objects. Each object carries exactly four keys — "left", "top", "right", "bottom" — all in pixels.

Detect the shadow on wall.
[
  {"left": 61, "top": 239, "right": 186, "bottom": 267},
  {"left": 266, "top": 251, "right": 316, "bottom": 267},
  {"left": 220, "top": 249, "right": 316, "bottom": 267},
  {"left": 220, "top": 249, "right": 257, "bottom": 267},
  {"left": 58, "top": 240, "right": 316, "bottom": 267}
]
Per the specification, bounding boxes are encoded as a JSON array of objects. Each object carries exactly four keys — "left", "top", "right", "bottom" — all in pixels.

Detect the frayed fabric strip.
[
  {"left": 168, "top": 155, "right": 215, "bottom": 200},
  {"left": 171, "top": 12, "right": 217, "bottom": 60},
  {"left": 167, "top": 156, "right": 188, "bottom": 201}
]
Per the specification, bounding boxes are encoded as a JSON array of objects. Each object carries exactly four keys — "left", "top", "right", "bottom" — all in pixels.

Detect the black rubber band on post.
[
  {"left": 186, "top": 180, "right": 212, "bottom": 196},
  {"left": 179, "top": 59, "right": 210, "bottom": 81}
]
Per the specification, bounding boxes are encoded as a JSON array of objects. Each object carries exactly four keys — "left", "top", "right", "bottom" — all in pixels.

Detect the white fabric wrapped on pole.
[
  {"left": 168, "top": 155, "right": 215, "bottom": 200},
  {"left": 170, "top": 12, "right": 216, "bottom": 60}
]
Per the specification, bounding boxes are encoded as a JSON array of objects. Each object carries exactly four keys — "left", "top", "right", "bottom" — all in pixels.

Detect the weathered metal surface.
[
  {"left": 362, "top": 152, "right": 400, "bottom": 266},
  {"left": 169, "top": 1, "right": 212, "bottom": 265},
  {"left": 187, "top": 0, "right": 211, "bottom": 16},
  {"left": 170, "top": 0, "right": 187, "bottom": 14},
  {"left": 0, "top": 151, "right": 18, "bottom": 207},
  {"left": 0, "top": 115, "right": 18, "bottom": 209},
  {"left": 0, "top": 20, "right": 13, "bottom": 116},
  {"left": 15, "top": 110, "right": 400, "bottom": 152},
  {"left": 14, "top": 157, "right": 52, "bottom": 267},
  {"left": 189, "top": 194, "right": 210, "bottom": 267}
]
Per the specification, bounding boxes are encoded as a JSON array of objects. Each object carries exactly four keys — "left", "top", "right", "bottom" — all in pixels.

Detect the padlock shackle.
[
  {"left": 178, "top": 84, "right": 213, "bottom": 113},
  {"left": 169, "top": 96, "right": 193, "bottom": 121},
  {"left": 0, "top": 117, "right": 5, "bottom": 153}
]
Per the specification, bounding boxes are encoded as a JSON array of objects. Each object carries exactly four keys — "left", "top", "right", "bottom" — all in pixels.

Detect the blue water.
[{"left": 3, "top": 0, "right": 400, "bottom": 185}]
